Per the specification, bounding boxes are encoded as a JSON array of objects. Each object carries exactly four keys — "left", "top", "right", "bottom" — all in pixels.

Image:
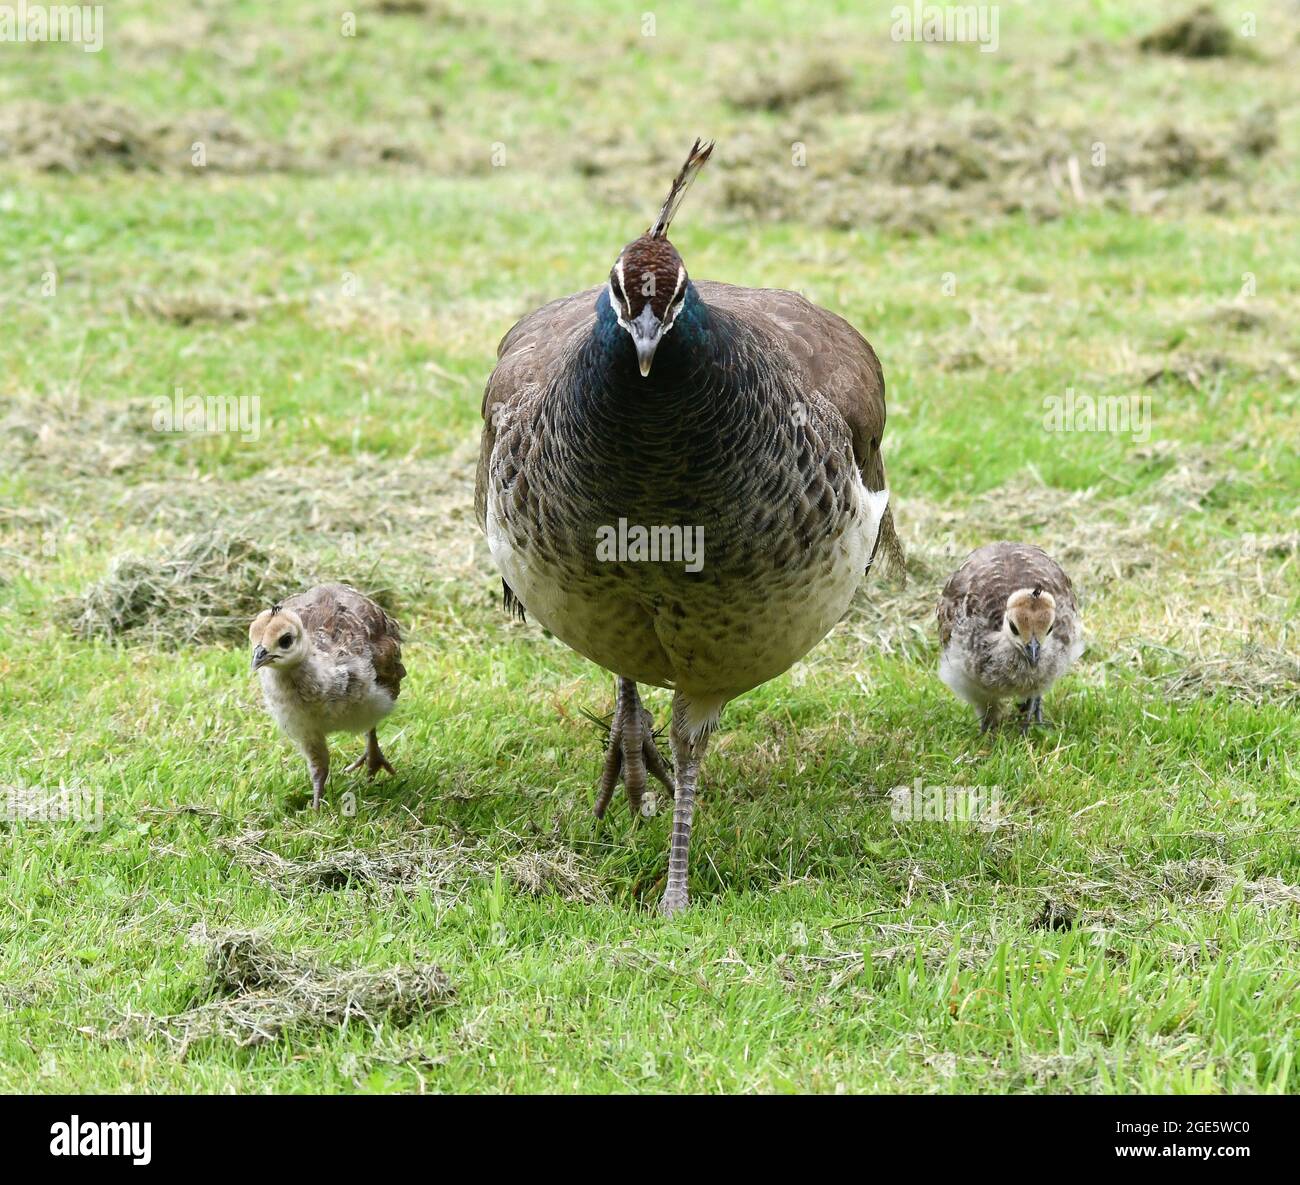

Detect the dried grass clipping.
[
  {"left": 217, "top": 829, "right": 485, "bottom": 895},
  {"left": 65, "top": 530, "right": 301, "bottom": 646},
  {"left": 504, "top": 848, "right": 610, "bottom": 904},
  {"left": 1139, "top": 6, "right": 1235, "bottom": 58},
  {"left": 114, "top": 928, "right": 454, "bottom": 1049},
  {"left": 1164, "top": 646, "right": 1300, "bottom": 709}
]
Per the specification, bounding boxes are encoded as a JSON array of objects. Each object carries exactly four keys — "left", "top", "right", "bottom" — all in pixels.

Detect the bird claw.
[
  {"left": 345, "top": 753, "right": 395, "bottom": 777},
  {"left": 1017, "top": 697, "right": 1051, "bottom": 733},
  {"left": 594, "top": 694, "right": 674, "bottom": 820},
  {"left": 345, "top": 732, "right": 395, "bottom": 778}
]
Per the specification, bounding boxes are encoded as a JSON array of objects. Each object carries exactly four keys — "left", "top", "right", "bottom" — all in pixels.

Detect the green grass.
[{"left": 1, "top": 0, "right": 1298, "bottom": 1093}]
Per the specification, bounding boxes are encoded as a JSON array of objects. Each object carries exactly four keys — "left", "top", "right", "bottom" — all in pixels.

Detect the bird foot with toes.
[
  {"left": 1017, "top": 697, "right": 1052, "bottom": 733},
  {"left": 594, "top": 678, "right": 674, "bottom": 820},
  {"left": 344, "top": 729, "right": 396, "bottom": 778}
]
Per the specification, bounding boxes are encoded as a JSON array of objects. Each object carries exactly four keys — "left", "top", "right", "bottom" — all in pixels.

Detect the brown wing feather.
[
  {"left": 281, "top": 584, "right": 406, "bottom": 700},
  {"left": 936, "top": 568, "right": 967, "bottom": 648},
  {"left": 475, "top": 286, "right": 603, "bottom": 532},
  {"left": 695, "top": 281, "right": 902, "bottom": 572}
]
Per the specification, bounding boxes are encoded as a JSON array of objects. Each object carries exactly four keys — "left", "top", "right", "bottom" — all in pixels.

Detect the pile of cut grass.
[
  {"left": 1139, "top": 5, "right": 1237, "bottom": 59},
  {"left": 113, "top": 928, "right": 454, "bottom": 1049},
  {"left": 65, "top": 530, "right": 301, "bottom": 646}
]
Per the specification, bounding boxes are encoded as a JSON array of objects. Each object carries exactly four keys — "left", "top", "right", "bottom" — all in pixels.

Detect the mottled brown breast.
[
  {"left": 476, "top": 286, "right": 603, "bottom": 533},
  {"left": 696, "top": 280, "right": 902, "bottom": 573}
]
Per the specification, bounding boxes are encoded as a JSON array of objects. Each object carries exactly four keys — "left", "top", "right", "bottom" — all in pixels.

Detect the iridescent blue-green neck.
[{"left": 588, "top": 281, "right": 711, "bottom": 388}]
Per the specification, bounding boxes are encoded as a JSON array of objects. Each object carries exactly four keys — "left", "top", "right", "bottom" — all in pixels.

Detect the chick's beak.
[
  {"left": 628, "top": 304, "right": 664, "bottom": 378},
  {"left": 1026, "top": 637, "right": 1041, "bottom": 667},
  {"left": 251, "top": 645, "right": 273, "bottom": 672}
]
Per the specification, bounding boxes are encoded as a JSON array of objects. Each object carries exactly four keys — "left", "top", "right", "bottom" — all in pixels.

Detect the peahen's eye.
[
  {"left": 1008, "top": 622, "right": 1020, "bottom": 637},
  {"left": 279, "top": 635, "right": 292, "bottom": 649}
]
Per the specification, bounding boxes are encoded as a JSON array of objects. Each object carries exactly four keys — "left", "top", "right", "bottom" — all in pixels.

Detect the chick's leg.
[
  {"left": 1018, "top": 698, "right": 1034, "bottom": 735},
  {"left": 302, "top": 737, "right": 329, "bottom": 809},
  {"left": 1017, "top": 697, "right": 1051, "bottom": 732}
]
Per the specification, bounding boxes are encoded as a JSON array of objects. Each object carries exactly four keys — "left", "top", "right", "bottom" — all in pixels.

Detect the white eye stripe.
[
  {"left": 607, "top": 282, "right": 631, "bottom": 330},
  {"left": 611, "top": 256, "right": 688, "bottom": 331},
  {"left": 660, "top": 267, "right": 687, "bottom": 328},
  {"left": 613, "top": 257, "right": 630, "bottom": 312}
]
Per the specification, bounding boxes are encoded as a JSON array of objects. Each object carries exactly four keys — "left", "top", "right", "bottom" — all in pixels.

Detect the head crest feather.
[{"left": 648, "top": 138, "right": 714, "bottom": 240}]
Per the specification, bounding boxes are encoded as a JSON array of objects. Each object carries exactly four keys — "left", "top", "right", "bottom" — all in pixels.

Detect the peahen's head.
[
  {"left": 607, "top": 139, "right": 713, "bottom": 377},
  {"left": 608, "top": 236, "right": 689, "bottom": 377}
]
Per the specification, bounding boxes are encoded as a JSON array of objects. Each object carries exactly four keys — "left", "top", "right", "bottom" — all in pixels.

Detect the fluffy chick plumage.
[
  {"left": 936, "top": 542, "right": 1083, "bottom": 732},
  {"left": 249, "top": 583, "right": 405, "bottom": 807}
]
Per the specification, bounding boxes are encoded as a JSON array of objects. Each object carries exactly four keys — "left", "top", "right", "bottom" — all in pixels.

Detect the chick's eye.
[
  {"left": 1046, "top": 625, "right": 1054, "bottom": 636},
  {"left": 278, "top": 635, "right": 292, "bottom": 649},
  {"left": 1008, "top": 621, "right": 1020, "bottom": 637}
]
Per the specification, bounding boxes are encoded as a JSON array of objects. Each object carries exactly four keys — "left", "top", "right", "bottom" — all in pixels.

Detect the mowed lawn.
[{"left": 1, "top": 1, "right": 1298, "bottom": 1092}]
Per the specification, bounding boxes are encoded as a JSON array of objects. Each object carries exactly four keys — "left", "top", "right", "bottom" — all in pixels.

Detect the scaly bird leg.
[
  {"left": 660, "top": 694, "right": 712, "bottom": 917},
  {"left": 1016, "top": 696, "right": 1051, "bottom": 733},
  {"left": 345, "top": 729, "right": 396, "bottom": 777},
  {"left": 594, "top": 677, "right": 674, "bottom": 820},
  {"left": 303, "top": 737, "right": 329, "bottom": 810},
  {"left": 1017, "top": 697, "right": 1034, "bottom": 735}
]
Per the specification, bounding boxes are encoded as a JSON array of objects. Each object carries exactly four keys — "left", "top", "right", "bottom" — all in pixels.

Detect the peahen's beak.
[
  {"left": 1026, "top": 638, "right": 1041, "bottom": 667},
  {"left": 251, "top": 645, "right": 273, "bottom": 672},
  {"left": 628, "top": 304, "right": 664, "bottom": 377}
]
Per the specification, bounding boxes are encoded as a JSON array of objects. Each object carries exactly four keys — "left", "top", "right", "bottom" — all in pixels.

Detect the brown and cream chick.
[
  {"left": 249, "top": 584, "right": 406, "bottom": 807},
  {"left": 937, "top": 542, "right": 1084, "bottom": 733}
]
